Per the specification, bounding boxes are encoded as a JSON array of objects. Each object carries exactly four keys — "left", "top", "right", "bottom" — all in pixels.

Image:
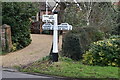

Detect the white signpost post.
[{"left": 42, "top": 12, "right": 72, "bottom": 62}]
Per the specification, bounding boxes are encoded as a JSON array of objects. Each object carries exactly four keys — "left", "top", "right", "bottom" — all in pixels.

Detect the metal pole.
[{"left": 52, "top": 11, "right": 58, "bottom": 62}]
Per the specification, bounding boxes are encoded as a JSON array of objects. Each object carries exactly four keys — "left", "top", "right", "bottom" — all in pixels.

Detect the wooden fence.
[{"left": 1, "top": 24, "right": 12, "bottom": 52}]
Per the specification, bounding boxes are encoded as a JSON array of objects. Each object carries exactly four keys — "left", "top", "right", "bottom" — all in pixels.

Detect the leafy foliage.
[
  {"left": 64, "top": 2, "right": 116, "bottom": 29},
  {"left": 83, "top": 35, "right": 120, "bottom": 67},
  {"left": 112, "top": 6, "right": 120, "bottom": 35},
  {"left": 62, "top": 2, "right": 118, "bottom": 61},
  {"left": 2, "top": 2, "right": 39, "bottom": 50},
  {"left": 63, "top": 4, "right": 86, "bottom": 27},
  {"left": 62, "top": 27, "right": 105, "bottom": 60},
  {"left": 62, "top": 33, "right": 82, "bottom": 60}
]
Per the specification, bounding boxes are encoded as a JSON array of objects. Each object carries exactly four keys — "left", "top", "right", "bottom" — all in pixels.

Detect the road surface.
[{"left": 2, "top": 70, "right": 65, "bottom": 80}]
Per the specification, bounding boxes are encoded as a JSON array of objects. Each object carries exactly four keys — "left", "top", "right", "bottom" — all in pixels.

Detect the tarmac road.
[
  {"left": 2, "top": 71, "right": 65, "bottom": 80},
  {"left": 1, "top": 68, "right": 102, "bottom": 80}
]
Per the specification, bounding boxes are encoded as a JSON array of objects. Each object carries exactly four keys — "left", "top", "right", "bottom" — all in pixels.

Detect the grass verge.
[{"left": 17, "top": 56, "right": 119, "bottom": 79}]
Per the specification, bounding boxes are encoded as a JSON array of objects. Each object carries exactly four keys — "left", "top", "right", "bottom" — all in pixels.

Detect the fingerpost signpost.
[{"left": 42, "top": 11, "right": 72, "bottom": 62}]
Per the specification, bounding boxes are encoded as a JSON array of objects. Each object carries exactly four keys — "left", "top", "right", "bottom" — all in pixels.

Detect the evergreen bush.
[
  {"left": 2, "top": 2, "right": 38, "bottom": 50},
  {"left": 82, "top": 35, "right": 120, "bottom": 67},
  {"left": 62, "top": 33, "right": 82, "bottom": 60},
  {"left": 62, "top": 27, "right": 105, "bottom": 60}
]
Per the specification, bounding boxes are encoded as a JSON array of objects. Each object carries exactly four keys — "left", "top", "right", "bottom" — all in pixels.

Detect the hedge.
[{"left": 2, "top": 2, "right": 38, "bottom": 50}]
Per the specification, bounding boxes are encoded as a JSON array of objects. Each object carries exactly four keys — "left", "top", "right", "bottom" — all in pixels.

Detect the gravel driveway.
[{"left": 1, "top": 34, "right": 62, "bottom": 67}]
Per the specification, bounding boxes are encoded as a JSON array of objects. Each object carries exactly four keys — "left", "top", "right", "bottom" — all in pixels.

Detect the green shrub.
[
  {"left": 62, "top": 27, "right": 105, "bottom": 60},
  {"left": 2, "top": 2, "right": 39, "bottom": 50},
  {"left": 111, "top": 25, "right": 120, "bottom": 35},
  {"left": 83, "top": 35, "right": 120, "bottom": 67},
  {"left": 62, "top": 33, "right": 82, "bottom": 60}
]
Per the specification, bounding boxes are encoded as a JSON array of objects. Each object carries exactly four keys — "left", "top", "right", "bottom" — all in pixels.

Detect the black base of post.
[{"left": 52, "top": 53, "right": 58, "bottom": 62}]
